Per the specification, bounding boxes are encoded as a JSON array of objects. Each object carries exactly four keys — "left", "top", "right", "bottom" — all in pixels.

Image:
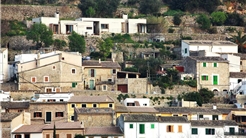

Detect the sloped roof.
[
  {"left": 68, "top": 95, "right": 114, "bottom": 103},
  {"left": 123, "top": 114, "right": 158, "bottom": 122},
  {"left": 1, "top": 101, "right": 29, "bottom": 109},
  {"left": 154, "top": 107, "right": 221, "bottom": 115},
  {"left": 75, "top": 107, "right": 113, "bottom": 114},
  {"left": 13, "top": 124, "right": 46, "bottom": 133},
  {"left": 127, "top": 107, "right": 158, "bottom": 113},
  {"left": 0, "top": 112, "right": 21, "bottom": 122},
  {"left": 85, "top": 127, "right": 123, "bottom": 136},
  {"left": 43, "top": 122, "right": 82, "bottom": 129},
  {"left": 191, "top": 120, "right": 238, "bottom": 126},
  {"left": 230, "top": 72, "right": 246, "bottom": 78},
  {"left": 82, "top": 60, "right": 121, "bottom": 68},
  {"left": 188, "top": 56, "right": 228, "bottom": 62},
  {"left": 159, "top": 116, "right": 188, "bottom": 123},
  {"left": 232, "top": 53, "right": 246, "bottom": 60}
]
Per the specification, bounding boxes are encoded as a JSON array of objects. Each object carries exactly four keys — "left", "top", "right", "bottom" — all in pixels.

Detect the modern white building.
[
  {"left": 229, "top": 72, "right": 246, "bottom": 94},
  {"left": 123, "top": 98, "right": 150, "bottom": 107},
  {"left": 0, "top": 48, "right": 9, "bottom": 82},
  {"left": 181, "top": 40, "right": 238, "bottom": 57},
  {"left": 221, "top": 54, "right": 241, "bottom": 72},
  {"left": 32, "top": 12, "right": 147, "bottom": 37},
  {"left": 33, "top": 92, "right": 74, "bottom": 102}
]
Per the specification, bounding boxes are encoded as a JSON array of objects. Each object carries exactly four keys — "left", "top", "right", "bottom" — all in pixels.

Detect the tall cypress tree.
[{"left": 53, "top": 123, "right": 56, "bottom": 138}]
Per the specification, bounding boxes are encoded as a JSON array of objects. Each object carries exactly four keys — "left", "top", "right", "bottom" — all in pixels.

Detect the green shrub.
[
  {"left": 168, "top": 28, "right": 175, "bottom": 33},
  {"left": 173, "top": 15, "right": 182, "bottom": 26}
]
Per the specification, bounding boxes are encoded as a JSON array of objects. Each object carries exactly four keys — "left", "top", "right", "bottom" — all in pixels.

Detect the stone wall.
[
  {"left": 1, "top": 122, "right": 11, "bottom": 138},
  {"left": 1, "top": 5, "right": 82, "bottom": 21},
  {"left": 10, "top": 91, "right": 36, "bottom": 100}
]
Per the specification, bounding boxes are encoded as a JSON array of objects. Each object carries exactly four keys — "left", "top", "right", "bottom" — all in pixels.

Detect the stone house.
[
  {"left": 1, "top": 101, "right": 29, "bottom": 113},
  {"left": 28, "top": 101, "right": 68, "bottom": 125},
  {"left": 82, "top": 59, "right": 121, "bottom": 91},
  {"left": 17, "top": 51, "right": 83, "bottom": 92},
  {"left": 180, "top": 56, "right": 230, "bottom": 93},
  {"left": 84, "top": 127, "right": 123, "bottom": 138},
  {"left": 74, "top": 107, "right": 115, "bottom": 127},
  {"left": 115, "top": 106, "right": 158, "bottom": 118},
  {"left": 233, "top": 53, "right": 246, "bottom": 72},
  {"left": 67, "top": 95, "right": 115, "bottom": 122},
  {"left": 0, "top": 112, "right": 31, "bottom": 138}
]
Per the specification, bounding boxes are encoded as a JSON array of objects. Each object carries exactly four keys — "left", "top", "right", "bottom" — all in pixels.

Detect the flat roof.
[{"left": 182, "top": 40, "right": 238, "bottom": 46}]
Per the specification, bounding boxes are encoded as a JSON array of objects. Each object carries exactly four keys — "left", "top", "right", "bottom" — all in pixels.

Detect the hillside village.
[{"left": 1, "top": 0, "right": 246, "bottom": 138}]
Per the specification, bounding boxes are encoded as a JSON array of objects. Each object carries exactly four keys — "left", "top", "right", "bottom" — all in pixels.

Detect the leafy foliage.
[
  {"left": 210, "top": 11, "right": 227, "bottom": 26},
  {"left": 74, "top": 134, "right": 85, "bottom": 138},
  {"left": 123, "top": 67, "right": 138, "bottom": 72},
  {"left": 224, "top": 13, "right": 245, "bottom": 26},
  {"left": 230, "top": 31, "right": 246, "bottom": 53},
  {"left": 26, "top": 23, "right": 53, "bottom": 48},
  {"left": 78, "top": 0, "right": 120, "bottom": 17},
  {"left": 111, "top": 34, "right": 134, "bottom": 43},
  {"left": 53, "top": 39, "right": 67, "bottom": 50},
  {"left": 196, "top": 14, "right": 211, "bottom": 30},
  {"left": 5, "top": 20, "right": 27, "bottom": 36},
  {"left": 98, "top": 38, "right": 114, "bottom": 60},
  {"left": 139, "top": 0, "right": 162, "bottom": 14},
  {"left": 173, "top": 15, "right": 182, "bottom": 26},
  {"left": 68, "top": 31, "right": 85, "bottom": 53}
]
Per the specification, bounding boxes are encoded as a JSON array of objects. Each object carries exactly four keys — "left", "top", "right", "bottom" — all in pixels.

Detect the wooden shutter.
[
  {"left": 178, "top": 125, "right": 182, "bottom": 132},
  {"left": 67, "top": 134, "right": 71, "bottom": 138}
]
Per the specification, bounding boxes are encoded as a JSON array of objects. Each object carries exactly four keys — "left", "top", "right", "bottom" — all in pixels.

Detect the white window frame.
[
  {"left": 102, "top": 85, "right": 107, "bottom": 91},
  {"left": 93, "top": 103, "right": 97, "bottom": 108},
  {"left": 31, "top": 77, "right": 36, "bottom": 83},
  {"left": 71, "top": 68, "right": 76, "bottom": 74},
  {"left": 44, "top": 76, "right": 49, "bottom": 82}
]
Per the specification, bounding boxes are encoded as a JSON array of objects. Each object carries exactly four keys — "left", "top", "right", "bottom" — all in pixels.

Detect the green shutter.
[
  {"left": 94, "top": 69, "right": 96, "bottom": 77},
  {"left": 214, "top": 63, "right": 217, "bottom": 67},
  {"left": 130, "top": 124, "right": 133, "bottom": 128},
  {"left": 203, "top": 62, "right": 206, "bottom": 67},
  {"left": 72, "top": 82, "right": 76, "bottom": 88},
  {"left": 192, "top": 128, "right": 198, "bottom": 134},
  {"left": 205, "top": 129, "right": 209, "bottom": 135},
  {"left": 151, "top": 124, "right": 154, "bottom": 129},
  {"left": 206, "top": 76, "right": 208, "bottom": 80},
  {"left": 139, "top": 124, "right": 145, "bottom": 134},
  {"left": 213, "top": 75, "right": 218, "bottom": 85}
]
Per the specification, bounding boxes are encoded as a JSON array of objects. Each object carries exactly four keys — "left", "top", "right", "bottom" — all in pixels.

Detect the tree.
[
  {"left": 26, "top": 23, "right": 53, "bottom": 48},
  {"left": 53, "top": 39, "right": 67, "bottom": 50},
  {"left": 78, "top": 0, "right": 120, "bottom": 17},
  {"left": 224, "top": 13, "right": 245, "bottom": 26},
  {"left": 231, "top": 31, "right": 246, "bottom": 53},
  {"left": 173, "top": 15, "right": 182, "bottom": 26},
  {"left": 53, "top": 123, "right": 56, "bottom": 138},
  {"left": 68, "top": 31, "right": 85, "bottom": 53},
  {"left": 85, "top": 7, "right": 95, "bottom": 17},
  {"left": 211, "top": 11, "right": 227, "bottom": 26},
  {"left": 98, "top": 38, "right": 113, "bottom": 60},
  {"left": 199, "top": 88, "right": 214, "bottom": 104},
  {"left": 139, "top": 0, "right": 162, "bottom": 14},
  {"left": 74, "top": 134, "right": 85, "bottom": 138},
  {"left": 196, "top": 14, "right": 211, "bottom": 30}
]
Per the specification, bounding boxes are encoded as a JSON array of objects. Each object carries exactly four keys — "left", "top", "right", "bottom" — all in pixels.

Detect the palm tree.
[{"left": 231, "top": 31, "right": 246, "bottom": 53}]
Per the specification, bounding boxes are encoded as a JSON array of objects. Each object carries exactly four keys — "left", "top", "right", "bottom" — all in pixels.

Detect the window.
[
  {"left": 203, "top": 62, "right": 207, "bottom": 67},
  {"left": 173, "top": 114, "right": 178, "bottom": 116},
  {"left": 183, "top": 115, "right": 187, "bottom": 118},
  {"left": 93, "top": 103, "right": 97, "bottom": 107},
  {"left": 205, "top": 128, "right": 215, "bottom": 135},
  {"left": 229, "top": 127, "right": 235, "bottom": 134},
  {"left": 82, "top": 104, "right": 86, "bottom": 108},
  {"left": 44, "top": 76, "right": 49, "bottom": 82},
  {"left": 24, "top": 134, "right": 30, "bottom": 138},
  {"left": 101, "top": 24, "right": 109, "bottom": 29},
  {"left": 52, "top": 66, "right": 56, "bottom": 70},
  {"left": 151, "top": 124, "right": 155, "bottom": 129},
  {"left": 199, "top": 115, "right": 203, "bottom": 119},
  {"left": 178, "top": 125, "right": 182, "bottom": 132},
  {"left": 71, "top": 69, "right": 76, "bottom": 74},
  {"left": 192, "top": 128, "right": 198, "bottom": 134},
  {"left": 18, "top": 109, "right": 23, "bottom": 112},
  {"left": 67, "top": 134, "right": 72, "bottom": 138},
  {"left": 86, "top": 27, "right": 92, "bottom": 30},
  {"left": 34, "top": 112, "right": 42, "bottom": 117},
  {"left": 201, "top": 75, "right": 208, "bottom": 81},
  {"left": 56, "top": 134, "right": 59, "bottom": 138},
  {"left": 240, "top": 61, "right": 242, "bottom": 65},
  {"left": 47, "top": 99, "right": 56, "bottom": 102},
  {"left": 46, "top": 134, "right": 50, "bottom": 138},
  {"left": 71, "top": 116, "right": 74, "bottom": 121},
  {"left": 166, "top": 125, "right": 174, "bottom": 132},
  {"left": 113, "top": 69, "right": 116, "bottom": 74},
  {"left": 62, "top": 57, "right": 65, "bottom": 60},
  {"left": 213, "top": 63, "right": 217, "bottom": 67},
  {"left": 185, "top": 48, "right": 187, "bottom": 53},
  {"left": 15, "top": 135, "right": 22, "bottom": 138},
  {"left": 31, "top": 77, "right": 36, "bottom": 83},
  {"left": 109, "top": 104, "right": 112, "bottom": 108},
  {"left": 139, "top": 124, "right": 145, "bottom": 134},
  {"left": 71, "top": 104, "right": 75, "bottom": 108},
  {"left": 90, "top": 69, "right": 95, "bottom": 77},
  {"left": 212, "top": 115, "right": 218, "bottom": 120},
  {"left": 56, "top": 88, "right": 61, "bottom": 92},
  {"left": 46, "top": 88, "right": 52, "bottom": 93},
  {"left": 130, "top": 124, "right": 133, "bottom": 128},
  {"left": 55, "top": 112, "right": 64, "bottom": 117},
  {"left": 60, "top": 99, "right": 64, "bottom": 102},
  {"left": 66, "top": 25, "right": 73, "bottom": 34},
  {"left": 102, "top": 85, "right": 107, "bottom": 91},
  {"left": 72, "top": 82, "right": 77, "bottom": 88}
]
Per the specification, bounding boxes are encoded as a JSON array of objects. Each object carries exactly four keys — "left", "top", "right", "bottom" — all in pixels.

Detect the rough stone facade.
[
  {"left": 76, "top": 113, "right": 114, "bottom": 127},
  {"left": 1, "top": 121, "right": 11, "bottom": 138},
  {"left": 28, "top": 102, "right": 68, "bottom": 125}
]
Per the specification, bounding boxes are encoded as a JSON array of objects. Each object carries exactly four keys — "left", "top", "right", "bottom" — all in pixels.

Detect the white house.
[
  {"left": 190, "top": 120, "right": 239, "bottom": 138},
  {"left": 32, "top": 12, "right": 147, "bottom": 37},
  {"left": 181, "top": 40, "right": 238, "bottom": 57},
  {"left": 123, "top": 98, "right": 150, "bottom": 107},
  {"left": 229, "top": 72, "right": 246, "bottom": 94},
  {"left": 33, "top": 92, "right": 74, "bottom": 102},
  {"left": 221, "top": 54, "right": 241, "bottom": 72},
  {"left": 0, "top": 90, "right": 11, "bottom": 102},
  {"left": 0, "top": 48, "right": 9, "bottom": 82}
]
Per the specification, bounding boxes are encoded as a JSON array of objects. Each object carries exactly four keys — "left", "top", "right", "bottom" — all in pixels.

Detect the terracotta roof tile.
[
  {"left": 127, "top": 107, "right": 158, "bottom": 113},
  {"left": 189, "top": 56, "right": 228, "bottom": 62},
  {"left": 191, "top": 120, "right": 238, "bottom": 126},
  {"left": 82, "top": 60, "right": 121, "bottom": 68},
  {"left": 1, "top": 101, "right": 29, "bottom": 109},
  {"left": 0, "top": 112, "right": 21, "bottom": 122},
  {"left": 159, "top": 116, "right": 188, "bottom": 123},
  {"left": 85, "top": 126, "right": 123, "bottom": 136},
  {"left": 68, "top": 95, "right": 114, "bottom": 103},
  {"left": 13, "top": 125, "right": 46, "bottom": 133},
  {"left": 123, "top": 114, "right": 158, "bottom": 122}
]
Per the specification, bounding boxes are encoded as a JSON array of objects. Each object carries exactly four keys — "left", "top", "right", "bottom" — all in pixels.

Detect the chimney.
[{"left": 99, "top": 58, "right": 101, "bottom": 63}]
